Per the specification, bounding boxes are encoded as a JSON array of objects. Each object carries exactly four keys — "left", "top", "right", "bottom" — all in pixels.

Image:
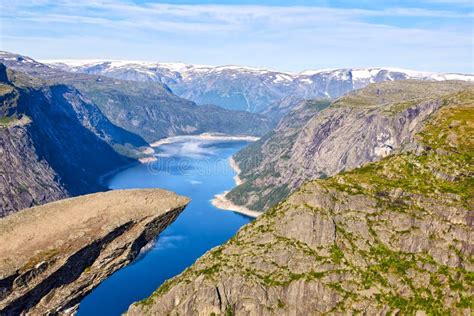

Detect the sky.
[{"left": 0, "top": 0, "right": 473, "bottom": 73}]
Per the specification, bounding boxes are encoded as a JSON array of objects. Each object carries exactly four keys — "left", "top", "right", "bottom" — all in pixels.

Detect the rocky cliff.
[
  {"left": 0, "top": 119, "right": 68, "bottom": 218},
  {"left": 227, "top": 81, "right": 473, "bottom": 212},
  {"left": 127, "top": 87, "right": 473, "bottom": 315},
  {"left": 0, "top": 189, "right": 189, "bottom": 315},
  {"left": 0, "top": 64, "right": 145, "bottom": 216}
]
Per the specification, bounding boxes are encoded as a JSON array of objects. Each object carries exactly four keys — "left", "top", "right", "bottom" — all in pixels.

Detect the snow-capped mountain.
[{"left": 45, "top": 59, "right": 474, "bottom": 113}]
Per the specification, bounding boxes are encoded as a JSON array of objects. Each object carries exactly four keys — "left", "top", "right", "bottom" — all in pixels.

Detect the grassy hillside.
[
  {"left": 227, "top": 81, "right": 472, "bottom": 212},
  {"left": 128, "top": 85, "right": 473, "bottom": 315}
]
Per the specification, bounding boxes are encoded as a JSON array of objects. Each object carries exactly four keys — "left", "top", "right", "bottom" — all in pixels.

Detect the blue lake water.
[{"left": 77, "top": 139, "right": 253, "bottom": 316}]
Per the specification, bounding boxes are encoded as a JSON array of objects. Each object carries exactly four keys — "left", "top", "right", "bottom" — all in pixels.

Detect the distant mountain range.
[
  {"left": 0, "top": 52, "right": 272, "bottom": 142},
  {"left": 45, "top": 59, "right": 474, "bottom": 114}
]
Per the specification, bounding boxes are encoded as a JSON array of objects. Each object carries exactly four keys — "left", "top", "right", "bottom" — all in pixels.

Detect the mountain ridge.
[
  {"left": 44, "top": 56, "right": 473, "bottom": 114},
  {"left": 0, "top": 64, "right": 143, "bottom": 216},
  {"left": 43, "top": 58, "right": 473, "bottom": 80},
  {"left": 0, "top": 52, "right": 273, "bottom": 142},
  {"left": 226, "top": 80, "right": 473, "bottom": 212}
]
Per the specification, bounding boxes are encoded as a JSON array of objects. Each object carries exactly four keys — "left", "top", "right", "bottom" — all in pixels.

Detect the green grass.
[
  {"left": 329, "top": 245, "right": 344, "bottom": 264},
  {"left": 0, "top": 116, "right": 15, "bottom": 126},
  {"left": 0, "top": 83, "right": 14, "bottom": 96}
]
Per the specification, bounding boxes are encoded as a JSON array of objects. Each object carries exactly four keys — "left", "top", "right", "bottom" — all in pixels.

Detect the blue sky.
[{"left": 0, "top": 0, "right": 472, "bottom": 73}]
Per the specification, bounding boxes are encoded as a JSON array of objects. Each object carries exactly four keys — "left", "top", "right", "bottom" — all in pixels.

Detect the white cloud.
[{"left": 0, "top": 1, "right": 472, "bottom": 73}]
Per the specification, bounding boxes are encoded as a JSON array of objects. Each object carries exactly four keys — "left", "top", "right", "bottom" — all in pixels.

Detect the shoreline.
[
  {"left": 99, "top": 147, "right": 157, "bottom": 187},
  {"left": 150, "top": 133, "right": 259, "bottom": 148},
  {"left": 211, "top": 156, "right": 262, "bottom": 218},
  {"left": 229, "top": 157, "right": 243, "bottom": 186},
  {"left": 98, "top": 161, "right": 140, "bottom": 188},
  {"left": 211, "top": 191, "right": 262, "bottom": 218},
  {"left": 102, "top": 134, "right": 262, "bottom": 218}
]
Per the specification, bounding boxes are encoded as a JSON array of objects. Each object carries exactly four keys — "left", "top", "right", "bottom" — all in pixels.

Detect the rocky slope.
[
  {"left": 47, "top": 58, "right": 474, "bottom": 113},
  {"left": 0, "top": 189, "right": 189, "bottom": 315},
  {"left": 0, "top": 118, "right": 68, "bottom": 218},
  {"left": 0, "top": 52, "right": 272, "bottom": 142},
  {"left": 127, "top": 87, "right": 473, "bottom": 315},
  {"left": 0, "top": 64, "right": 143, "bottom": 216},
  {"left": 226, "top": 81, "right": 473, "bottom": 212}
]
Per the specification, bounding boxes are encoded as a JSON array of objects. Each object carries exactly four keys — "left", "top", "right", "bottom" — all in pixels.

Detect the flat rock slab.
[{"left": 0, "top": 189, "right": 190, "bottom": 314}]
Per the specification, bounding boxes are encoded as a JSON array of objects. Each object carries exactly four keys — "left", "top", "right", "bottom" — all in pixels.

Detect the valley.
[
  {"left": 2, "top": 1, "right": 473, "bottom": 314},
  {"left": 77, "top": 137, "right": 254, "bottom": 315},
  {"left": 0, "top": 50, "right": 472, "bottom": 315}
]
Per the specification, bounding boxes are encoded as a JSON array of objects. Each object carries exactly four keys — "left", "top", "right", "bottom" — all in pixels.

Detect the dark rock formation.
[
  {"left": 0, "top": 66, "right": 145, "bottom": 216},
  {"left": 0, "top": 124, "right": 68, "bottom": 217}
]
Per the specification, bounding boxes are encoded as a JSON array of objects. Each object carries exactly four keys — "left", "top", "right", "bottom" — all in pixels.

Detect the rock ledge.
[{"left": 0, "top": 189, "right": 189, "bottom": 315}]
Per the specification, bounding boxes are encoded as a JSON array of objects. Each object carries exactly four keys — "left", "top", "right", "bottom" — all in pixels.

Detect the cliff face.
[
  {"left": 0, "top": 65, "right": 146, "bottom": 216},
  {"left": 0, "top": 123, "right": 68, "bottom": 218},
  {"left": 227, "top": 81, "right": 472, "bottom": 212},
  {"left": 0, "top": 189, "right": 189, "bottom": 315},
  {"left": 127, "top": 88, "right": 473, "bottom": 315}
]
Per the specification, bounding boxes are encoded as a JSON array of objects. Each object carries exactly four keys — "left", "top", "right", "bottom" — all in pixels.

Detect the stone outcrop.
[
  {"left": 127, "top": 87, "right": 473, "bottom": 315},
  {"left": 227, "top": 81, "right": 473, "bottom": 212},
  {"left": 0, "top": 189, "right": 189, "bottom": 315}
]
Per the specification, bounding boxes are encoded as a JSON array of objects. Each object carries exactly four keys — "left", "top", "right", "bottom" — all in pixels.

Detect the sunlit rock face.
[
  {"left": 127, "top": 86, "right": 473, "bottom": 316},
  {"left": 226, "top": 81, "right": 472, "bottom": 212},
  {"left": 0, "top": 189, "right": 189, "bottom": 315}
]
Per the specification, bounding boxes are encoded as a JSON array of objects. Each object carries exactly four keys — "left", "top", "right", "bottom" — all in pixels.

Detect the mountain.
[
  {"left": 127, "top": 84, "right": 473, "bottom": 315},
  {"left": 46, "top": 58, "right": 474, "bottom": 114},
  {"left": 0, "top": 64, "right": 142, "bottom": 217},
  {"left": 0, "top": 52, "right": 273, "bottom": 142},
  {"left": 225, "top": 80, "right": 473, "bottom": 212},
  {"left": 0, "top": 189, "right": 189, "bottom": 315}
]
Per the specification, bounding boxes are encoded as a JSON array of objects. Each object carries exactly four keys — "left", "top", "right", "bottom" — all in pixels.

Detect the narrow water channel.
[{"left": 77, "top": 138, "right": 253, "bottom": 315}]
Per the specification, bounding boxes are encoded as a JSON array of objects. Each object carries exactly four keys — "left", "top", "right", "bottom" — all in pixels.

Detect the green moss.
[
  {"left": 21, "top": 248, "right": 60, "bottom": 272},
  {"left": 198, "top": 264, "right": 222, "bottom": 277},
  {"left": 329, "top": 245, "right": 344, "bottom": 264},
  {"left": 457, "top": 294, "right": 474, "bottom": 308},
  {"left": 0, "top": 115, "right": 16, "bottom": 126},
  {"left": 277, "top": 299, "right": 285, "bottom": 308},
  {"left": 225, "top": 305, "right": 234, "bottom": 316},
  {"left": 16, "top": 185, "right": 29, "bottom": 194}
]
